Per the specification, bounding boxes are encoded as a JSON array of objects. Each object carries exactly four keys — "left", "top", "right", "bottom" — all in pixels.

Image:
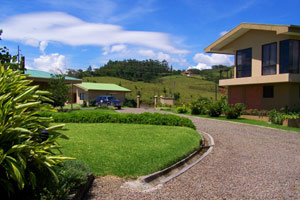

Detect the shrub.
[
  {"left": 268, "top": 109, "right": 299, "bottom": 125},
  {"left": 38, "top": 161, "right": 90, "bottom": 200},
  {"left": 190, "top": 100, "right": 209, "bottom": 115},
  {"left": 206, "top": 96, "right": 226, "bottom": 117},
  {"left": 0, "top": 65, "right": 70, "bottom": 198},
  {"left": 224, "top": 103, "right": 245, "bottom": 119},
  {"left": 123, "top": 98, "right": 137, "bottom": 108},
  {"left": 40, "top": 111, "right": 196, "bottom": 129},
  {"left": 177, "top": 106, "right": 188, "bottom": 113}
]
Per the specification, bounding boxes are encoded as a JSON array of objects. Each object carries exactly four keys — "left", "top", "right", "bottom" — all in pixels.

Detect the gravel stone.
[{"left": 85, "top": 108, "right": 300, "bottom": 200}]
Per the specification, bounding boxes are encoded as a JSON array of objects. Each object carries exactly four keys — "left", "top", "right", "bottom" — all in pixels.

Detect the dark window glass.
[
  {"left": 262, "top": 43, "right": 277, "bottom": 75},
  {"left": 263, "top": 86, "right": 274, "bottom": 98},
  {"left": 280, "top": 40, "right": 300, "bottom": 74},
  {"left": 80, "top": 93, "right": 85, "bottom": 100},
  {"left": 236, "top": 48, "right": 252, "bottom": 78}
]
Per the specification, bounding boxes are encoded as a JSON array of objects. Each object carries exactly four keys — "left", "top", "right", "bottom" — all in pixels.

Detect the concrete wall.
[
  {"left": 229, "top": 83, "right": 300, "bottom": 110},
  {"left": 160, "top": 96, "right": 174, "bottom": 106}
]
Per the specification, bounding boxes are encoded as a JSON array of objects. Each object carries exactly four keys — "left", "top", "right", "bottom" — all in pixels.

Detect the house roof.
[
  {"left": 75, "top": 82, "right": 131, "bottom": 92},
  {"left": 25, "top": 69, "right": 81, "bottom": 81},
  {"left": 205, "top": 23, "right": 300, "bottom": 54}
]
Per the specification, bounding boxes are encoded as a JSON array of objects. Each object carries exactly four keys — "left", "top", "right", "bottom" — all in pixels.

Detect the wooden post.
[
  {"left": 154, "top": 95, "right": 158, "bottom": 107},
  {"left": 137, "top": 95, "right": 140, "bottom": 108},
  {"left": 71, "top": 81, "right": 73, "bottom": 110}
]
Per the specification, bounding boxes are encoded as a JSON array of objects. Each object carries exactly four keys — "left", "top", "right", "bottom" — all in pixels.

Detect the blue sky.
[{"left": 1, "top": 0, "right": 300, "bottom": 73}]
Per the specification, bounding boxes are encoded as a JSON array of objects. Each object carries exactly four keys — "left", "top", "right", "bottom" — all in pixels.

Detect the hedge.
[{"left": 40, "top": 111, "right": 196, "bottom": 129}]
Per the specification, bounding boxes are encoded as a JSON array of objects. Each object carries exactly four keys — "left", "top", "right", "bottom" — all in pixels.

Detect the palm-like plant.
[{"left": 0, "top": 65, "right": 71, "bottom": 197}]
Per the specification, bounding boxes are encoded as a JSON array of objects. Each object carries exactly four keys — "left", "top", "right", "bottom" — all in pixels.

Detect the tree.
[
  {"left": 49, "top": 74, "right": 70, "bottom": 111},
  {"left": 163, "top": 87, "right": 167, "bottom": 97}
]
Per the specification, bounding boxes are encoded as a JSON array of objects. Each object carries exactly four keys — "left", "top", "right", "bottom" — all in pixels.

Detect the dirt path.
[{"left": 86, "top": 108, "right": 300, "bottom": 200}]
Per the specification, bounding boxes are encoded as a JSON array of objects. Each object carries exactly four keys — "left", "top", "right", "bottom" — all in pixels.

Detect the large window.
[
  {"left": 236, "top": 48, "right": 252, "bottom": 78},
  {"left": 262, "top": 42, "right": 277, "bottom": 75},
  {"left": 280, "top": 40, "right": 300, "bottom": 74}
]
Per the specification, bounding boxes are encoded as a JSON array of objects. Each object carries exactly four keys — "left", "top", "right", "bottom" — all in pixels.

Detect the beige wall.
[
  {"left": 160, "top": 96, "right": 174, "bottom": 106},
  {"left": 221, "top": 30, "right": 300, "bottom": 83}
]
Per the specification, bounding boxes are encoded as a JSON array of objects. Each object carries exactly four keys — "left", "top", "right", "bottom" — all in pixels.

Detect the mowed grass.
[
  {"left": 58, "top": 123, "right": 201, "bottom": 177},
  {"left": 83, "top": 75, "right": 217, "bottom": 103},
  {"left": 175, "top": 111, "right": 300, "bottom": 132}
]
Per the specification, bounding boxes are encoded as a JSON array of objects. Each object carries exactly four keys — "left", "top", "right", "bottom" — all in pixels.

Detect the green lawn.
[
  {"left": 178, "top": 112, "right": 300, "bottom": 132},
  {"left": 58, "top": 123, "right": 201, "bottom": 178}
]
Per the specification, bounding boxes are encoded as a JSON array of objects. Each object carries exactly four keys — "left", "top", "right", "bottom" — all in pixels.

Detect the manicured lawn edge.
[{"left": 175, "top": 112, "right": 300, "bottom": 133}]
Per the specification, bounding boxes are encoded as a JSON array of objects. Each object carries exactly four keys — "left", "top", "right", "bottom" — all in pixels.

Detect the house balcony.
[{"left": 219, "top": 73, "right": 300, "bottom": 86}]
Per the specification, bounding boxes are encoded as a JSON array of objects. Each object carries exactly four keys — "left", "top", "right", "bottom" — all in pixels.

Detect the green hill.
[{"left": 83, "top": 75, "right": 220, "bottom": 105}]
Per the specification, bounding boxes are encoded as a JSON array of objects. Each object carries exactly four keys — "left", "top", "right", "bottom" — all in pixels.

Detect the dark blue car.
[{"left": 96, "top": 96, "right": 122, "bottom": 109}]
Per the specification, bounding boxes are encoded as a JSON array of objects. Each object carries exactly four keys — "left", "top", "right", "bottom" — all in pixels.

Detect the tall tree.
[{"left": 49, "top": 74, "right": 70, "bottom": 111}]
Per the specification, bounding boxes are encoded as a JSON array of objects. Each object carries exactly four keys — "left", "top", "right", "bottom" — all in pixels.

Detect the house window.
[
  {"left": 280, "top": 40, "right": 300, "bottom": 74},
  {"left": 236, "top": 48, "right": 252, "bottom": 78},
  {"left": 263, "top": 86, "right": 274, "bottom": 98},
  {"left": 262, "top": 42, "right": 277, "bottom": 75},
  {"left": 80, "top": 93, "right": 85, "bottom": 100}
]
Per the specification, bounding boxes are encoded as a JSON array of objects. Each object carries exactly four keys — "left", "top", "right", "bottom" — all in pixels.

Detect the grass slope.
[
  {"left": 59, "top": 123, "right": 201, "bottom": 177},
  {"left": 83, "top": 75, "right": 217, "bottom": 104}
]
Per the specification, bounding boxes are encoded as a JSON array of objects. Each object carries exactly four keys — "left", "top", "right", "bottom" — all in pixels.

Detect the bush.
[
  {"left": 123, "top": 98, "right": 137, "bottom": 107},
  {"left": 19, "top": 161, "right": 90, "bottom": 200},
  {"left": 268, "top": 109, "right": 299, "bottom": 125},
  {"left": 177, "top": 106, "right": 188, "bottom": 113},
  {"left": 190, "top": 100, "right": 209, "bottom": 115},
  {"left": 40, "top": 111, "right": 196, "bottom": 129},
  {"left": 224, "top": 103, "right": 245, "bottom": 119},
  {"left": 206, "top": 96, "right": 226, "bottom": 117},
  {"left": 0, "top": 65, "right": 70, "bottom": 198},
  {"left": 38, "top": 161, "right": 90, "bottom": 200}
]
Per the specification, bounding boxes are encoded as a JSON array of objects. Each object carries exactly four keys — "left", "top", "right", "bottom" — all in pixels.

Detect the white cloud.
[
  {"left": 32, "top": 53, "right": 66, "bottom": 73},
  {"left": 189, "top": 53, "right": 233, "bottom": 70},
  {"left": 220, "top": 31, "right": 228, "bottom": 36},
  {"left": 111, "top": 44, "right": 126, "bottom": 53},
  {"left": 0, "top": 12, "right": 187, "bottom": 54},
  {"left": 137, "top": 49, "right": 170, "bottom": 61},
  {"left": 39, "top": 40, "right": 48, "bottom": 53}
]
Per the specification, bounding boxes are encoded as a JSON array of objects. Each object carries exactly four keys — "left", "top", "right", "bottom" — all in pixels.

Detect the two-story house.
[{"left": 205, "top": 23, "right": 300, "bottom": 110}]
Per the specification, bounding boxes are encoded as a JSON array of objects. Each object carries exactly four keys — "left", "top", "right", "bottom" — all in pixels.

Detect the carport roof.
[{"left": 76, "top": 82, "right": 131, "bottom": 92}]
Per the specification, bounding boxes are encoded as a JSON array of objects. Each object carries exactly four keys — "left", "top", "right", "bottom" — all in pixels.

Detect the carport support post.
[
  {"left": 154, "top": 95, "right": 158, "bottom": 107},
  {"left": 71, "top": 81, "right": 73, "bottom": 110},
  {"left": 137, "top": 95, "right": 140, "bottom": 108}
]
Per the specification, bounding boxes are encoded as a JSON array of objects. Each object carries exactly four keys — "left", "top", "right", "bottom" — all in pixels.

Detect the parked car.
[{"left": 96, "top": 96, "right": 122, "bottom": 109}]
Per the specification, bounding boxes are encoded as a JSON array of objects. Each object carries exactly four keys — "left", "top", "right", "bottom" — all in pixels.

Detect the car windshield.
[{"left": 108, "top": 97, "right": 114, "bottom": 100}]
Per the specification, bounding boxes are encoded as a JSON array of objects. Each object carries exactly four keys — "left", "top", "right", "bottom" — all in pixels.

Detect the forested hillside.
[{"left": 67, "top": 59, "right": 181, "bottom": 82}]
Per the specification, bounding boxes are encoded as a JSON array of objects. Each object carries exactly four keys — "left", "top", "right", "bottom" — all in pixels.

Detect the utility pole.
[{"left": 172, "top": 80, "right": 175, "bottom": 97}]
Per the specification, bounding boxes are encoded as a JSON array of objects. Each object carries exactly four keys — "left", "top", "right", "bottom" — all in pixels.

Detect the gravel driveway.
[{"left": 86, "top": 108, "right": 300, "bottom": 200}]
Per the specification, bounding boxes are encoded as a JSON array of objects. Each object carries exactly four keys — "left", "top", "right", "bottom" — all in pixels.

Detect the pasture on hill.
[{"left": 83, "top": 75, "right": 223, "bottom": 105}]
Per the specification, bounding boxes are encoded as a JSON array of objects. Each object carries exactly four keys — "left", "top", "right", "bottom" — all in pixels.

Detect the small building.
[
  {"left": 25, "top": 69, "right": 82, "bottom": 103},
  {"left": 73, "top": 82, "right": 131, "bottom": 106},
  {"left": 205, "top": 23, "right": 300, "bottom": 110},
  {"left": 181, "top": 70, "right": 193, "bottom": 76}
]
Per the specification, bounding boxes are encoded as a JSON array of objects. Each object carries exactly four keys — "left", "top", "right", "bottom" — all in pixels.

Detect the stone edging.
[{"left": 122, "top": 130, "right": 214, "bottom": 192}]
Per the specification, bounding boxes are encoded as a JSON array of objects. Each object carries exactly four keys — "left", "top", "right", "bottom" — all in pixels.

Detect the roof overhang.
[
  {"left": 27, "top": 76, "right": 82, "bottom": 84},
  {"left": 205, "top": 23, "right": 300, "bottom": 54}
]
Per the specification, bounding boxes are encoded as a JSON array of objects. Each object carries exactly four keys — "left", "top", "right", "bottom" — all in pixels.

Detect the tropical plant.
[{"left": 0, "top": 65, "right": 71, "bottom": 198}]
